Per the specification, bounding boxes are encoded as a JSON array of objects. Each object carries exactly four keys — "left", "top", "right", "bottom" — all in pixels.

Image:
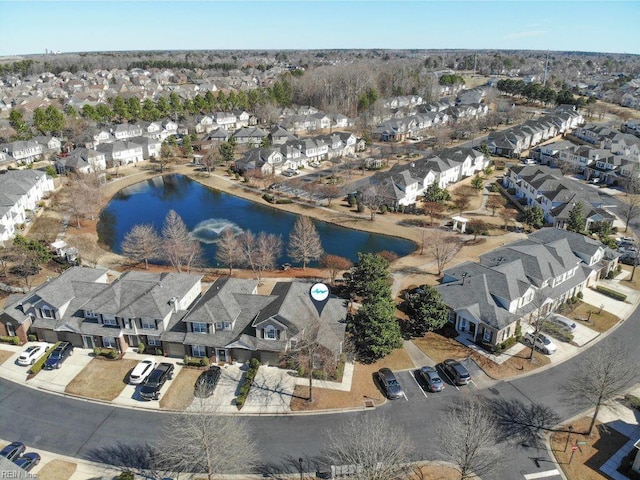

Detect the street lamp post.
[{"left": 564, "top": 425, "right": 573, "bottom": 452}]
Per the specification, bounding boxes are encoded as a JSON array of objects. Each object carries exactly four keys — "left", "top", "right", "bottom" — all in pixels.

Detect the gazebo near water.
[{"left": 451, "top": 215, "right": 469, "bottom": 233}]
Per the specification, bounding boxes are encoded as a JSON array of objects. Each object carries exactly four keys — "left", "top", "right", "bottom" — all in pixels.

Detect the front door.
[
  {"left": 469, "top": 322, "right": 476, "bottom": 338},
  {"left": 82, "top": 335, "right": 94, "bottom": 349},
  {"left": 217, "top": 349, "right": 227, "bottom": 363}
]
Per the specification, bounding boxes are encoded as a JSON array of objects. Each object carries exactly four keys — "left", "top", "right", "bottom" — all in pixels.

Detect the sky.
[{"left": 0, "top": 1, "right": 638, "bottom": 57}]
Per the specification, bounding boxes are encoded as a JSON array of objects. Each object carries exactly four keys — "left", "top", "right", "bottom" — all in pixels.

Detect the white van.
[{"left": 548, "top": 314, "right": 577, "bottom": 333}]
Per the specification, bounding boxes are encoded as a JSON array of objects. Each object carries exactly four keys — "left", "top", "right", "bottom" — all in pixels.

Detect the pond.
[{"left": 97, "top": 174, "right": 416, "bottom": 267}]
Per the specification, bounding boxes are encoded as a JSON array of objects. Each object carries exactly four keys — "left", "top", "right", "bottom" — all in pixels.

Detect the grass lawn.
[
  {"left": 36, "top": 459, "right": 77, "bottom": 480},
  {"left": 410, "top": 464, "right": 462, "bottom": 480},
  {"left": 412, "top": 332, "right": 550, "bottom": 380},
  {"left": 290, "top": 348, "right": 413, "bottom": 411},
  {"left": 159, "top": 367, "right": 201, "bottom": 410},
  {"left": 562, "top": 302, "right": 620, "bottom": 333},
  {"left": 65, "top": 358, "right": 137, "bottom": 401},
  {"left": 0, "top": 349, "right": 14, "bottom": 365},
  {"left": 550, "top": 417, "right": 629, "bottom": 480}
]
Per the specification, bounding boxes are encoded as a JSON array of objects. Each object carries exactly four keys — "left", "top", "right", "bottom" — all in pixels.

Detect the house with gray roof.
[
  {"left": 0, "top": 170, "right": 54, "bottom": 245},
  {"left": 55, "top": 148, "right": 107, "bottom": 174},
  {"left": 504, "top": 164, "right": 614, "bottom": 229},
  {"left": 435, "top": 228, "right": 616, "bottom": 348},
  {"left": 162, "top": 278, "right": 346, "bottom": 365},
  {"left": 6, "top": 267, "right": 203, "bottom": 352}
]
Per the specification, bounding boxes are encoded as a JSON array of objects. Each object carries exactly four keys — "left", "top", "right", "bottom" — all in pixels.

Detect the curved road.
[{"left": 1, "top": 298, "right": 638, "bottom": 478}]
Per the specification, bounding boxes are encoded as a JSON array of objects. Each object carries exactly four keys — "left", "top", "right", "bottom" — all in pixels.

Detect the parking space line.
[
  {"left": 410, "top": 372, "right": 428, "bottom": 398},
  {"left": 438, "top": 368, "right": 460, "bottom": 391},
  {"left": 402, "top": 392, "right": 409, "bottom": 401},
  {"left": 470, "top": 379, "right": 478, "bottom": 388},
  {"left": 523, "top": 469, "right": 561, "bottom": 479}
]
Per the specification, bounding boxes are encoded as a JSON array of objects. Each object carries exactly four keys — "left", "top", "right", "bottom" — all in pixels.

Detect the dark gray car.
[
  {"left": 441, "top": 359, "right": 471, "bottom": 386},
  {"left": 376, "top": 368, "right": 404, "bottom": 399},
  {"left": 418, "top": 366, "right": 445, "bottom": 392}
]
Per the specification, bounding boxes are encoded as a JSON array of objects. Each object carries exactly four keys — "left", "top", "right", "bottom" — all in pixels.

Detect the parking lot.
[{"left": 385, "top": 358, "right": 495, "bottom": 403}]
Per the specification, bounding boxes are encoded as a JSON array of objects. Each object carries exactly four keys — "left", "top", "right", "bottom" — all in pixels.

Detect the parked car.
[
  {"left": 418, "top": 366, "right": 445, "bottom": 392},
  {"left": 140, "top": 362, "right": 175, "bottom": 400},
  {"left": 440, "top": 359, "right": 471, "bottom": 386},
  {"left": 0, "top": 442, "right": 25, "bottom": 462},
  {"left": 547, "top": 314, "right": 577, "bottom": 333},
  {"left": 375, "top": 368, "right": 404, "bottom": 399},
  {"left": 523, "top": 331, "right": 557, "bottom": 355},
  {"left": 129, "top": 358, "right": 157, "bottom": 385},
  {"left": 43, "top": 342, "right": 74, "bottom": 370},
  {"left": 194, "top": 366, "right": 222, "bottom": 398},
  {"left": 16, "top": 343, "right": 48, "bottom": 366},
  {"left": 282, "top": 168, "right": 299, "bottom": 177},
  {"left": 14, "top": 452, "right": 40, "bottom": 472},
  {"left": 620, "top": 254, "right": 640, "bottom": 266}
]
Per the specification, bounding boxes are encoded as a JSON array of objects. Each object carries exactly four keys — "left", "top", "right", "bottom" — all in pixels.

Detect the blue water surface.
[{"left": 97, "top": 174, "right": 416, "bottom": 266}]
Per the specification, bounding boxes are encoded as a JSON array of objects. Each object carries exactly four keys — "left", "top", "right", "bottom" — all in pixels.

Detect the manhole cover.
[{"left": 363, "top": 399, "right": 375, "bottom": 408}]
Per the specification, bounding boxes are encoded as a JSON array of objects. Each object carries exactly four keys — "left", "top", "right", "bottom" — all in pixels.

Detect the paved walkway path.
[{"left": 403, "top": 340, "right": 435, "bottom": 368}]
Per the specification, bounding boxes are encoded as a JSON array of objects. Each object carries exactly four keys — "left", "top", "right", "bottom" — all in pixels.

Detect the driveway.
[
  {"left": 186, "top": 364, "right": 296, "bottom": 414},
  {"left": 26, "top": 348, "right": 94, "bottom": 393}
]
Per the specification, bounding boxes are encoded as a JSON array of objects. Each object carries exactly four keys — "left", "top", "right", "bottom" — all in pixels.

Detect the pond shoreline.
[{"left": 94, "top": 162, "right": 419, "bottom": 270}]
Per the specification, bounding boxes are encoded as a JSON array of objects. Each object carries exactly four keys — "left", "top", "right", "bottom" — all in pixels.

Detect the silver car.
[{"left": 548, "top": 314, "right": 577, "bottom": 333}]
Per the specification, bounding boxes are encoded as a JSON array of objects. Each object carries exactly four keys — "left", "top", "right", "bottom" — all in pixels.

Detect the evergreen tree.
[
  {"left": 347, "top": 252, "right": 390, "bottom": 300},
  {"left": 351, "top": 293, "right": 402, "bottom": 362},
  {"left": 423, "top": 183, "right": 451, "bottom": 203},
  {"left": 403, "top": 285, "right": 449, "bottom": 337},
  {"left": 567, "top": 202, "right": 586, "bottom": 233},
  {"left": 524, "top": 205, "right": 545, "bottom": 229}
]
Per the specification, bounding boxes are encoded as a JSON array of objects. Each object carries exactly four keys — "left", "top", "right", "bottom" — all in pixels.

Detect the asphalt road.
[{"left": 1, "top": 299, "right": 639, "bottom": 478}]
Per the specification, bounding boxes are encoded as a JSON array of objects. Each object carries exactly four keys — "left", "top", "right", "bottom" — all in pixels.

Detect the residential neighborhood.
[{"left": 2, "top": 39, "right": 640, "bottom": 480}]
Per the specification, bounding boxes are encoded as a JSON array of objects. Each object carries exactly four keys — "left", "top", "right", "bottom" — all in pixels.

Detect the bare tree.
[
  {"left": 429, "top": 232, "right": 460, "bottom": 275},
  {"left": 486, "top": 195, "right": 505, "bottom": 216},
  {"left": 161, "top": 210, "right": 201, "bottom": 273},
  {"left": 360, "top": 185, "right": 387, "bottom": 221},
  {"left": 423, "top": 200, "right": 445, "bottom": 226},
  {"left": 285, "top": 320, "right": 335, "bottom": 403},
  {"left": 437, "top": 397, "right": 503, "bottom": 480},
  {"left": 0, "top": 244, "right": 16, "bottom": 277},
  {"left": 240, "top": 230, "right": 282, "bottom": 283},
  {"left": 452, "top": 196, "right": 470, "bottom": 215},
  {"left": 157, "top": 141, "right": 175, "bottom": 173},
  {"left": 215, "top": 228, "right": 243, "bottom": 276},
  {"left": 202, "top": 149, "right": 219, "bottom": 177},
  {"left": 564, "top": 343, "right": 639, "bottom": 436},
  {"left": 323, "top": 414, "right": 415, "bottom": 480},
  {"left": 71, "top": 233, "right": 106, "bottom": 268},
  {"left": 158, "top": 401, "right": 259, "bottom": 480},
  {"left": 288, "top": 216, "right": 324, "bottom": 269},
  {"left": 320, "top": 254, "right": 353, "bottom": 284},
  {"left": 65, "top": 172, "right": 104, "bottom": 227},
  {"left": 620, "top": 193, "right": 640, "bottom": 233},
  {"left": 121, "top": 224, "right": 162, "bottom": 269}
]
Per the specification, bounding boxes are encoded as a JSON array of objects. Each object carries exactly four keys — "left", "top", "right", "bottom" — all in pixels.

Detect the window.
[
  {"left": 147, "top": 335, "right": 161, "bottom": 347},
  {"left": 290, "top": 339, "right": 298, "bottom": 350},
  {"left": 265, "top": 325, "right": 277, "bottom": 340},
  {"left": 103, "top": 337, "right": 117, "bottom": 348},
  {"left": 192, "top": 322, "right": 208, "bottom": 334},
  {"left": 85, "top": 310, "right": 97, "bottom": 319},
  {"left": 483, "top": 330, "right": 492, "bottom": 343},
  {"left": 41, "top": 306, "right": 54, "bottom": 319},
  {"left": 103, "top": 316, "right": 118, "bottom": 326},
  {"left": 214, "top": 322, "right": 231, "bottom": 331},
  {"left": 192, "top": 345, "right": 206, "bottom": 358},
  {"left": 141, "top": 319, "right": 156, "bottom": 330}
]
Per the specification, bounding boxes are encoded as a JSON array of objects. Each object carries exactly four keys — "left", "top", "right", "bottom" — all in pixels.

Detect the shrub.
[
  {"left": 0, "top": 336, "right": 21, "bottom": 345},
  {"left": 184, "top": 355, "right": 209, "bottom": 367},
  {"left": 236, "top": 358, "right": 261, "bottom": 409},
  {"left": 596, "top": 285, "right": 627, "bottom": 301},
  {"left": 200, "top": 357, "right": 210, "bottom": 367},
  {"left": 276, "top": 198, "right": 293, "bottom": 204},
  {"left": 347, "top": 195, "right": 357, "bottom": 207},
  {"left": 540, "top": 321, "right": 574, "bottom": 343},
  {"left": 312, "top": 370, "right": 328, "bottom": 380},
  {"left": 29, "top": 342, "right": 59, "bottom": 374},
  {"left": 356, "top": 202, "right": 365, "bottom": 213},
  {"left": 577, "top": 291, "right": 583, "bottom": 299},
  {"left": 499, "top": 336, "right": 518, "bottom": 351},
  {"left": 105, "top": 174, "right": 113, "bottom": 181},
  {"left": 94, "top": 347, "right": 119, "bottom": 359},
  {"left": 28, "top": 334, "right": 37, "bottom": 342},
  {"left": 262, "top": 193, "right": 275, "bottom": 203},
  {"left": 515, "top": 322, "right": 523, "bottom": 341},
  {"left": 117, "top": 472, "right": 135, "bottom": 480},
  {"left": 625, "top": 394, "right": 640, "bottom": 410},
  {"left": 379, "top": 205, "right": 387, "bottom": 214},
  {"left": 138, "top": 342, "right": 146, "bottom": 354}
]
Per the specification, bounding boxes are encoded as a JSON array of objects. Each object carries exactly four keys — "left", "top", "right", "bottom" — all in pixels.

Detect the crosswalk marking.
[{"left": 523, "top": 469, "right": 561, "bottom": 479}]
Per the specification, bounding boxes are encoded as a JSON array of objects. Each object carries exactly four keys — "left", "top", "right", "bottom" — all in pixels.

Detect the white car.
[
  {"left": 16, "top": 343, "right": 49, "bottom": 366},
  {"left": 129, "top": 358, "right": 157, "bottom": 385},
  {"left": 523, "top": 331, "right": 557, "bottom": 355}
]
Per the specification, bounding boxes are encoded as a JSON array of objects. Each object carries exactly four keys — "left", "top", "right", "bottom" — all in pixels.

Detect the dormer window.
[
  {"left": 265, "top": 325, "right": 277, "bottom": 340},
  {"left": 215, "top": 322, "right": 232, "bottom": 331},
  {"left": 41, "top": 306, "right": 54, "bottom": 319}
]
